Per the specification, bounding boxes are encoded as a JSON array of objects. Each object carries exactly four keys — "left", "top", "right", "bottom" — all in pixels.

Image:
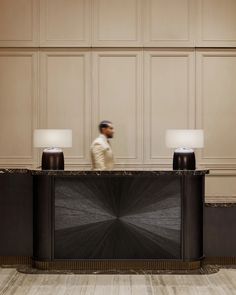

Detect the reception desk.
[{"left": 32, "top": 169, "right": 208, "bottom": 270}]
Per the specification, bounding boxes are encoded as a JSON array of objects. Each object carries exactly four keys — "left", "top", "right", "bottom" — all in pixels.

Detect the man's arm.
[{"left": 91, "top": 143, "right": 106, "bottom": 170}]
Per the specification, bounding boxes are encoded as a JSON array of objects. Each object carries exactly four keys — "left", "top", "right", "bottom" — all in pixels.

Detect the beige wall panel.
[
  {"left": 144, "top": 0, "right": 195, "bottom": 47},
  {"left": 40, "top": 0, "right": 91, "bottom": 46},
  {"left": 0, "top": 50, "right": 38, "bottom": 167},
  {"left": 92, "top": 0, "right": 142, "bottom": 46},
  {"left": 206, "top": 175, "right": 236, "bottom": 202},
  {"left": 0, "top": 0, "right": 39, "bottom": 47},
  {"left": 196, "top": 50, "right": 236, "bottom": 168},
  {"left": 197, "top": 0, "right": 236, "bottom": 47},
  {"left": 40, "top": 50, "right": 91, "bottom": 166},
  {"left": 144, "top": 50, "right": 195, "bottom": 165},
  {"left": 92, "top": 51, "right": 143, "bottom": 165}
]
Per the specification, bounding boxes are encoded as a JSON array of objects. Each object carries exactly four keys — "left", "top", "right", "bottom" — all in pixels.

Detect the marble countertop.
[
  {"left": 0, "top": 168, "right": 209, "bottom": 176},
  {"left": 0, "top": 169, "right": 29, "bottom": 174}
]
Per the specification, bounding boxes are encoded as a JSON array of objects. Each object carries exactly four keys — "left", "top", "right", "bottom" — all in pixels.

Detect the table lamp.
[
  {"left": 165, "top": 129, "right": 204, "bottom": 170},
  {"left": 34, "top": 129, "right": 72, "bottom": 170}
]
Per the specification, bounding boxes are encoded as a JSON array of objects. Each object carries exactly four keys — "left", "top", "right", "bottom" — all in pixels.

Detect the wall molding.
[
  {"left": 196, "top": 50, "right": 236, "bottom": 166},
  {"left": 92, "top": 50, "right": 143, "bottom": 164},
  {"left": 144, "top": 0, "right": 196, "bottom": 47},
  {"left": 205, "top": 196, "right": 236, "bottom": 203},
  {"left": 92, "top": 0, "right": 142, "bottom": 47},
  {"left": 0, "top": 0, "right": 39, "bottom": 47},
  {"left": 143, "top": 50, "right": 195, "bottom": 164},
  {"left": 39, "top": 49, "right": 91, "bottom": 166},
  {"left": 196, "top": 0, "right": 236, "bottom": 47},
  {"left": 0, "top": 50, "right": 39, "bottom": 167},
  {"left": 40, "top": 0, "right": 91, "bottom": 47}
]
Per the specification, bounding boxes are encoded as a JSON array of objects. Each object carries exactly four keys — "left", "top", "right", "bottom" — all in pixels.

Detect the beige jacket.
[{"left": 90, "top": 134, "right": 114, "bottom": 170}]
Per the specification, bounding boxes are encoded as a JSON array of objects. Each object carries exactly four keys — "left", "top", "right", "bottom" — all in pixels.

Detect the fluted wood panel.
[
  {"left": 144, "top": 50, "right": 195, "bottom": 165},
  {"left": 40, "top": 50, "right": 91, "bottom": 165},
  {"left": 0, "top": 50, "right": 38, "bottom": 167},
  {"left": 92, "top": 51, "right": 143, "bottom": 165}
]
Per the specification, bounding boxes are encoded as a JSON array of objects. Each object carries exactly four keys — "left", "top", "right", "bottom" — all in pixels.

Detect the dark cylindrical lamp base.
[
  {"left": 41, "top": 151, "right": 64, "bottom": 170},
  {"left": 173, "top": 152, "right": 196, "bottom": 170}
]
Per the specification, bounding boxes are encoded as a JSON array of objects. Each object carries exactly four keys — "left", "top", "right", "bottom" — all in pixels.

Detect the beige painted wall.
[{"left": 0, "top": 0, "right": 236, "bottom": 202}]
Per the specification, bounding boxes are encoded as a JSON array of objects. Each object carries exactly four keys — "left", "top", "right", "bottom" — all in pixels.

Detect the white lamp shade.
[
  {"left": 34, "top": 129, "right": 72, "bottom": 148},
  {"left": 165, "top": 129, "right": 204, "bottom": 149}
]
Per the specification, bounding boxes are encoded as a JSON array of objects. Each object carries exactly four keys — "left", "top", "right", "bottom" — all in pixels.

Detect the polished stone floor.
[{"left": 1, "top": 267, "right": 236, "bottom": 294}]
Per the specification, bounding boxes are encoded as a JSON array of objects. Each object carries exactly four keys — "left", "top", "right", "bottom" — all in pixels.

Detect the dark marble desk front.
[
  {"left": 32, "top": 170, "right": 208, "bottom": 270},
  {"left": 3, "top": 169, "right": 236, "bottom": 271}
]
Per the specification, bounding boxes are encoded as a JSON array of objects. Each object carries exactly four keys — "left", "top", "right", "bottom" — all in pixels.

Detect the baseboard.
[{"left": 203, "top": 257, "right": 236, "bottom": 265}]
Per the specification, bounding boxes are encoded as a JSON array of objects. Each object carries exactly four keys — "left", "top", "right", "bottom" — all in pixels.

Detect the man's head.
[{"left": 99, "top": 120, "right": 114, "bottom": 139}]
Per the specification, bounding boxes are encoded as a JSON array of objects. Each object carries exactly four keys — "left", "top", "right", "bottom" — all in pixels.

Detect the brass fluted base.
[
  {"left": 203, "top": 257, "right": 236, "bottom": 265},
  {"left": 32, "top": 259, "right": 202, "bottom": 271},
  {"left": 2, "top": 256, "right": 236, "bottom": 272},
  {"left": 0, "top": 256, "right": 32, "bottom": 266}
]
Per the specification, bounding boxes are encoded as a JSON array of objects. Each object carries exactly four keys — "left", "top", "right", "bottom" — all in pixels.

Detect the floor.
[{"left": 1, "top": 267, "right": 236, "bottom": 295}]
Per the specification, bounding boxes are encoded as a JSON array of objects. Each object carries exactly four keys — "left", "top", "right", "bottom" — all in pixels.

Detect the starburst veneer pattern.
[{"left": 54, "top": 176, "right": 181, "bottom": 259}]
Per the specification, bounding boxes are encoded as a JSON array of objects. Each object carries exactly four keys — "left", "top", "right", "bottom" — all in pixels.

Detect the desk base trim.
[
  {"left": 32, "top": 259, "right": 202, "bottom": 271},
  {"left": 0, "top": 256, "right": 32, "bottom": 266},
  {"left": 203, "top": 257, "right": 236, "bottom": 265}
]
